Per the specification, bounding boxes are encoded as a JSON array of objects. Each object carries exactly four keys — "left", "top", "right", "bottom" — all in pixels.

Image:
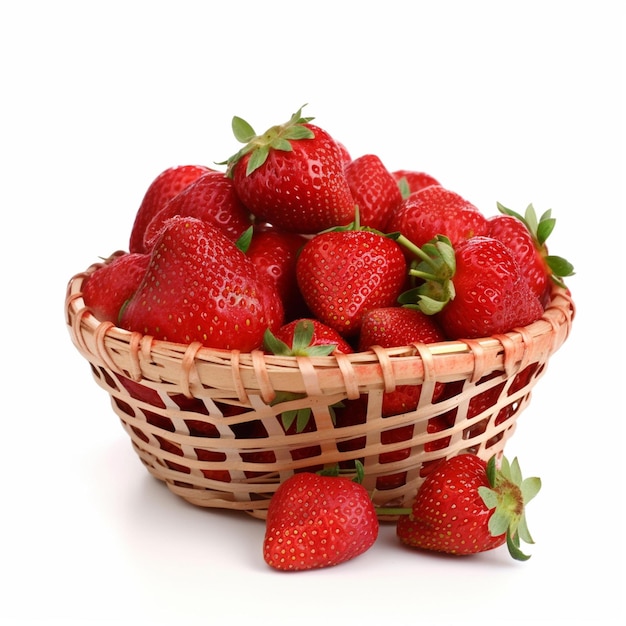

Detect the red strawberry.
[
  {"left": 438, "top": 236, "right": 544, "bottom": 339},
  {"left": 400, "top": 234, "right": 544, "bottom": 339},
  {"left": 82, "top": 252, "right": 150, "bottom": 323},
  {"left": 392, "top": 169, "right": 440, "bottom": 198},
  {"left": 119, "top": 216, "right": 283, "bottom": 350},
  {"left": 221, "top": 105, "right": 355, "bottom": 233},
  {"left": 397, "top": 454, "right": 541, "bottom": 560},
  {"left": 263, "top": 319, "right": 352, "bottom": 434},
  {"left": 244, "top": 226, "right": 309, "bottom": 321},
  {"left": 129, "top": 165, "right": 213, "bottom": 253},
  {"left": 267, "top": 318, "right": 354, "bottom": 357},
  {"left": 142, "top": 170, "right": 252, "bottom": 250},
  {"left": 263, "top": 470, "right": 379, "bottom": 571},
  {"left": 358, "top": 306, "right": 446, "bottom": 414},
  {"left": 344, "top": 154, "right": 403, "bottom": 231},
  {"left": 387, "top": 185, "right": 488, "bottom": 250},
  {"left": 488, "top": 202, "right": 574, "bottom": 307},
  {"left": 357, "top": 307, "right": 446, "bottom": 490},
  {"left": 296, "top": 227, "right": 407, "bottom": 337}
]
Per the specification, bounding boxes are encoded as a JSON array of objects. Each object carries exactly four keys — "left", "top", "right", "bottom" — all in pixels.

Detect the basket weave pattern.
[{"left": 65, "top": 254, "right": 575, "bottom": 519}]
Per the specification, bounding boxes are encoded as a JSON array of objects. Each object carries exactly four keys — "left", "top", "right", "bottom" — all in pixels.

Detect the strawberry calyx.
[
  {"left": 263, "top": 319, "right": 339, "bottom": 358},
  {"left": 219, "top": 104, "right": 315, "bottom": 177},
  {"left": 478, "top": 455, "right": 541, "bottom": 561},
  {"left": 263, "top": 320, "right": 340, "bottom": 433},
  {"left": 395, "top": 234, "right": 457, "bottom": 315},
  {"left": 318, "top": 460, "right": 366, "bottom": 484},
  {"left": 496, "top": 202, "right": 575, "bottom": 288}
]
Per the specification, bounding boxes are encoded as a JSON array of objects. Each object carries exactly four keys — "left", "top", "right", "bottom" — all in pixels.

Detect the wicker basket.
[{"left": 65, "top": 252, "right": 575, "bottom": 519}]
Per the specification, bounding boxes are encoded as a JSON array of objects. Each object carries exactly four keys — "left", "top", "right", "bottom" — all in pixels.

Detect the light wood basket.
[{"left": 65, "top": 252, "right": 575, "bottom": 519}]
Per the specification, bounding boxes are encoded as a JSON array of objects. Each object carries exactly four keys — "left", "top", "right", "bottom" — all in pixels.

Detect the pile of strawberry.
[{"left": 80, "top": 105, "right": 573, "bottom": 571}]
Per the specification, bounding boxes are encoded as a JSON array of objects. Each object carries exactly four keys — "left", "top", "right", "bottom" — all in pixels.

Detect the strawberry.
[
  {"left": 488, "top": 203, "right": 574, "bottom": 307},
  {"left": 396, "top": 454, "right": 541, "bottom": 560},
  {"left": 129, "top": 164, "right": 213, "bottom": 253},
  {"left": 358, "top": 306, "right": 446, "bottom": 414},
  {"left": 220, "top": 105, "right": 355, "bottom": 233},
  {"left": 392, "top": 169, "right": 440, "bottom": 199},
  {"left": 266, "top": 318, "right": 354, "bottom": 357},
  {"left": 296, "top": 224, "right": 407, "bottom": 337},
  {"left": 119, "top": 216, "right": 283, "bottom": 350},
  {"left": 344, "top": 154, "right": 403, "bottom": 231},
  {"left": 141, "top": 170, "right": 252, "bottom": 250},
  {"left": 387, "top": 185, "right": 488, "bottom": 250},
  {"left": 82, "top": 252, "right": 150, "bottom": 323},
  {"left": 400, "top": 234, "right": 544, "bottom": 339},
  {"left": 263, "top": 319, "right": 352, "bottom": 434},
  {"left": 243, "top": 225, "right": 309, "bottom": 321},
  {"left": 357, "top": 307, "right": 447, "bottom": 490},
  {"left": 263, "top": 469, "right": 379, "bottom": 571}
]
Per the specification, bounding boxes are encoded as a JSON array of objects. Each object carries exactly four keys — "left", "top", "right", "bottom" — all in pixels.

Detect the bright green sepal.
[
  {"left": 497, "top": 201, "right": 575, "bottom": 287},
  {"left": 218, "top": 104, "right": 315, "bottom": 177},
  {"left": 396, "top": 234, "right": 457, "bottom": 315},
  {"left": 479, "top": 454, "right": 542, "bottom": 561},
  {"left": 231, "top": 116, "right": 256, "bottom": 143},
  {"left": 235, "top": 225, "right": 254, "bottom": 253},
  {"left": 263, "top": 320, "right": 337, "bottom": 358}
]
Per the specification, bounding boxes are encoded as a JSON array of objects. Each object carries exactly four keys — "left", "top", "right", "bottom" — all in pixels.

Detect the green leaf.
[
  {"left": 235, "top": 225, "right": 254, "bottom": 253},
  {"left": 521, "top": 476, "right": 542, "bottom": 504},
  {"left": 546, "top": 255, "right": 575, "bottom": 278},
  {"left": 296, "top": 407, "right": 312, "bottom": 433},
  {"left": 231, "top": 116, "right": 256, "bottom": 143},
  {"left": 283, "top": 125, "right": 315, "bottom": 141},
  {"left": 263, "top": 328, "right": 292, "bottom": 355},
  {"left": 246, "top": 145, "right": 270, "bottom": 175},
  {"left": 478, "top": 485, "right": 498, "bottom": 509},
  {"left": 486, "top": 455, "right": 499, "bottom": 485},
  {"left": 536, "top": 217, "right": 556, "bottom": 246},
  {"left": 509, "top": 457, "right": 523, "bottom": 485},
  {"left": 488, "top": 510, "right": 510, "bottom": 537},
  {"left": 397, "top": 176, "right": 411, "bottom": 200},
  {"left": 517, "top": 512, "right": 535, "bottom": 545},
  {"left": 506, "top": 532, "right": 531, "bottom": 561},
  {"left": 272, "top": 137, "right": 294, "bottom": 152}
]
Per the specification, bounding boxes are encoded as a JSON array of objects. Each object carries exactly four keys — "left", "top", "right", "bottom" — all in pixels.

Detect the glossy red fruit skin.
[
  {"left": 387, "top": 185, "right": 488, "bottom": 250},
  {"left": 487, "top": 214, "right": 551, "bottom": 306},
  {"left": 396, "top": 453, "right": 506, "bottom": 555},
  {"left": 231, "top": 123, "right": 355, "bottom": 234},
  {"left": 392, "top": 169, "right": 440, "bottom": 195},
  {"left": 344, "top": 154, "right": 403, "bottom": 232},
  {"left": 357, "top": 307, "right": 447, "bottom": 489},
  {"left": 437, "top": 236, "right": 544, "bottom": 340},
  {"left": 119, "top": 216, "right": 283, "bottom": 351},
  {"left": 82, "top": 252, "right": 150, "bottom": 323},
  {"left": 296, "top": 230, "right": 407, "bottom": 337},
  {"left": 129, "top": 165, "right": 213, "bottom": 253},
  {"left": 142, "top": 170, "right": 252, "bottom": 251},
  {"left": 246, "top": 227, "right": 309, "bottom": 322},
  {"left": 263, "top": 472, "right": 379, "bottom": 571}
]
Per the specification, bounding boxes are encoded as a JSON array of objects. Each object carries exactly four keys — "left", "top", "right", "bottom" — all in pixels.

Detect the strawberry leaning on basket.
[{"left": 396, "top": 454, "right": 541, "bottom": 560}]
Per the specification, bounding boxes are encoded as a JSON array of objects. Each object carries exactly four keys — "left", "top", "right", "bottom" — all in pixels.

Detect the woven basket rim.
[{"left": 65, "top": 255, "right": 575, "bottom": 402}]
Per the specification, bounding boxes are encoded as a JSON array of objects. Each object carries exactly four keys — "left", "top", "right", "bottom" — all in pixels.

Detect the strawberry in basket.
[
  {"left": 119, "top": 215, "right": 284, "bottom": 350},
  {"left": 220, "top": 104, "right": 355, "bottom": 234}
]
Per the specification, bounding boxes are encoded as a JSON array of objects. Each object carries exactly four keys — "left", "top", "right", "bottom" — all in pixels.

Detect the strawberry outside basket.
[{"left": 65, "top": 252, "right": 575, "bottom": 519}]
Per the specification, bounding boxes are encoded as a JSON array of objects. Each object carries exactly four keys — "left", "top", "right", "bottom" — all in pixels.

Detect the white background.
[{"left": 1, "top": 1, "right": 624, "bottom": 625}]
